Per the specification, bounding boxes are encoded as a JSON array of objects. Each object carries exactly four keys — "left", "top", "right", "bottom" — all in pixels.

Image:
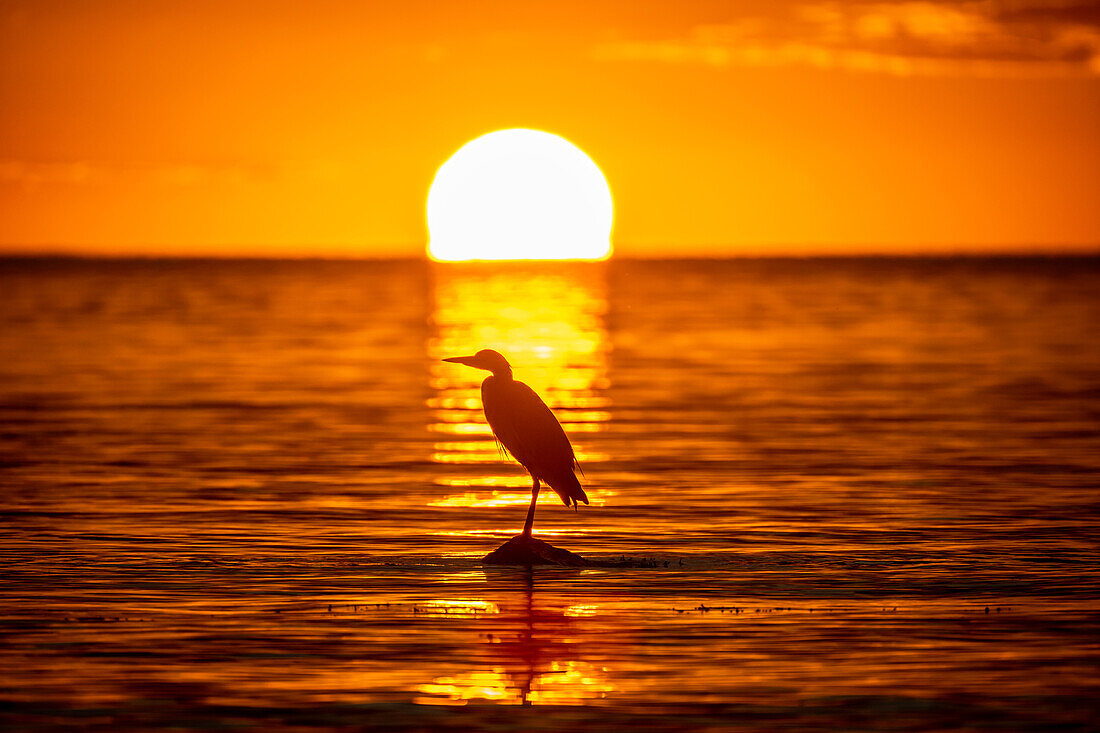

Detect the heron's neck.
[{"left": 490, "top": 368, "right": 513, "bottom": 381}]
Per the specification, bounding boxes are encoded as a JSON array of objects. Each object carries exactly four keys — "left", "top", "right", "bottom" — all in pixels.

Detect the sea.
[{"left": 1, "top": 256, "right": 1098, "bottom": 730}]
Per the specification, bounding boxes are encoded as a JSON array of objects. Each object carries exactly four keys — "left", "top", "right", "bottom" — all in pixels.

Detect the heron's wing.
[{"left": 482, "top": 378, "right": 580, "bottom": 491}]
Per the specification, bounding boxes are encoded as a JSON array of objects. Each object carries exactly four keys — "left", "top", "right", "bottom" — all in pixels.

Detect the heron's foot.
[{"left": 483, "top": 534, "right": 591, "bottom": 567}]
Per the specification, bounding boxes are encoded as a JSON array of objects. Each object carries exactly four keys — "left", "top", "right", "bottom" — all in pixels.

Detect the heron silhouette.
[{"left": 443, "top": 349, "right": 589, "bottom": 537}]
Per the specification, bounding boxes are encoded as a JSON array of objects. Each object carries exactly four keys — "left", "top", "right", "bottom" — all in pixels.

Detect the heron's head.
[{"left": 443, "top": 349, "right": 512, "bottom": 376}]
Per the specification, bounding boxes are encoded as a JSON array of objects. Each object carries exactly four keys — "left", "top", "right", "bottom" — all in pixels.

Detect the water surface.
[{"left": 2, "top": 257, "right": 1098, "bottom": 730}]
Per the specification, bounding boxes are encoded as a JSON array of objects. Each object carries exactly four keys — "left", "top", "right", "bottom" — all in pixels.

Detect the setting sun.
[{"left": 427, "top": 129, "right": 613, "bottom": 261}]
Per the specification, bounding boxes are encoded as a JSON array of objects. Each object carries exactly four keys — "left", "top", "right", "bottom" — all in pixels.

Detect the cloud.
[
  {"left": 0, "top": 160, "right": 283, "bottom": 191},
  {"left": 593, "top": 1, "right": 1100, "bottom": 76}
]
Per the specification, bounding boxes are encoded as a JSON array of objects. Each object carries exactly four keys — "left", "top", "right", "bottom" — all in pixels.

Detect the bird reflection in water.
[
  {"left": 414, "top": 570, "right": 614, "bottom": 706},
  {"left": 427, "top": 264, "right": 613, "bottom": 518}
]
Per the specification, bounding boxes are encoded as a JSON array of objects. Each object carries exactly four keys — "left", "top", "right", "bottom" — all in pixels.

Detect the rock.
[{"left": 483, "top": 534, "right": 591, "bottom": 567}]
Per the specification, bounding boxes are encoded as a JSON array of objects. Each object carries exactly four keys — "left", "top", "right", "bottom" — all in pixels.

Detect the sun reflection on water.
[
  {"left": 427, "top": 263, "right": 610, "bottom": 511},
  {"left": 413, "top": 578, "right": 615, "bottom": 706},
  {"left": 415, "top": 599, "right": 500, "bottom": 616},
  {"left": 428, "top": 490, "right": 612, "bottom": 508},
  {"left": 415, "top": 661, "right": 614, "bottom": 706}
]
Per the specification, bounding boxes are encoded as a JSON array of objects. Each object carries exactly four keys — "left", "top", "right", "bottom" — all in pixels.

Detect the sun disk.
[{"left": 427, "top": 129, "right": 613, "bottom": 261}]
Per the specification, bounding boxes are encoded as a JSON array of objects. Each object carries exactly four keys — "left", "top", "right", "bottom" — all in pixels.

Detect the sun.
[{"left": 427, "top": 129, "right": 613, "bottom": 261}]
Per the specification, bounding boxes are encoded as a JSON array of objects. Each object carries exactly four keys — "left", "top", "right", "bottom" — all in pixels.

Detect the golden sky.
[{"left": 1, "top": 0, "right": 1098, "bottom": 256}]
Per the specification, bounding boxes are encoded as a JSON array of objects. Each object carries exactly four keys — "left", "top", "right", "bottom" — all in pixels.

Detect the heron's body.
[
  {"left": 482, "top": 374, "right": 587, "bottom": 508},
  {"left": 443, "top": 349, "right": 588, "bottom": 536}
]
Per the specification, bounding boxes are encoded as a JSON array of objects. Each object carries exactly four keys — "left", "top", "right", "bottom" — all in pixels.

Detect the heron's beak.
[{"left": 443, "top": 355, "right": 478, "bottom": 367}]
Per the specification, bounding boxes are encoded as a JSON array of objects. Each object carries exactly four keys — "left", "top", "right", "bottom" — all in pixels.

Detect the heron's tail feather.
[{"left": 547, "top": 471, "right": 589, "bottom": 508}]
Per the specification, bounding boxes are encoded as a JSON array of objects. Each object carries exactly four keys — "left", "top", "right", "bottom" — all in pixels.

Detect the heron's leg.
[{"left": 522, "top": 476, "right": 540, "bottom": 537}]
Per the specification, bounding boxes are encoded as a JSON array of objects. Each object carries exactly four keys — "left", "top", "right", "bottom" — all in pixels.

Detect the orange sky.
[{"left": 1, "top": 0, "right": 1098, "bottom": 256}]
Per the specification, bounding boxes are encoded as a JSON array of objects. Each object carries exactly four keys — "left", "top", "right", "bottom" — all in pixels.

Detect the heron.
[{"left": 442, "top": 349, "right": 589, "bottom": 537}]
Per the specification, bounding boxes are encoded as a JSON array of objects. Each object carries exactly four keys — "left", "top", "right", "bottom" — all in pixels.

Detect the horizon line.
[{"left": 1, "top": 249, "right": 1098, "bottom": 262}]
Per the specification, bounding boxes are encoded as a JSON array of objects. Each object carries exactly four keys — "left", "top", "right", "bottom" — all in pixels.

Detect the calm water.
[{"left": 2, "top": 257, "right": 1098, "bottom": 730}]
